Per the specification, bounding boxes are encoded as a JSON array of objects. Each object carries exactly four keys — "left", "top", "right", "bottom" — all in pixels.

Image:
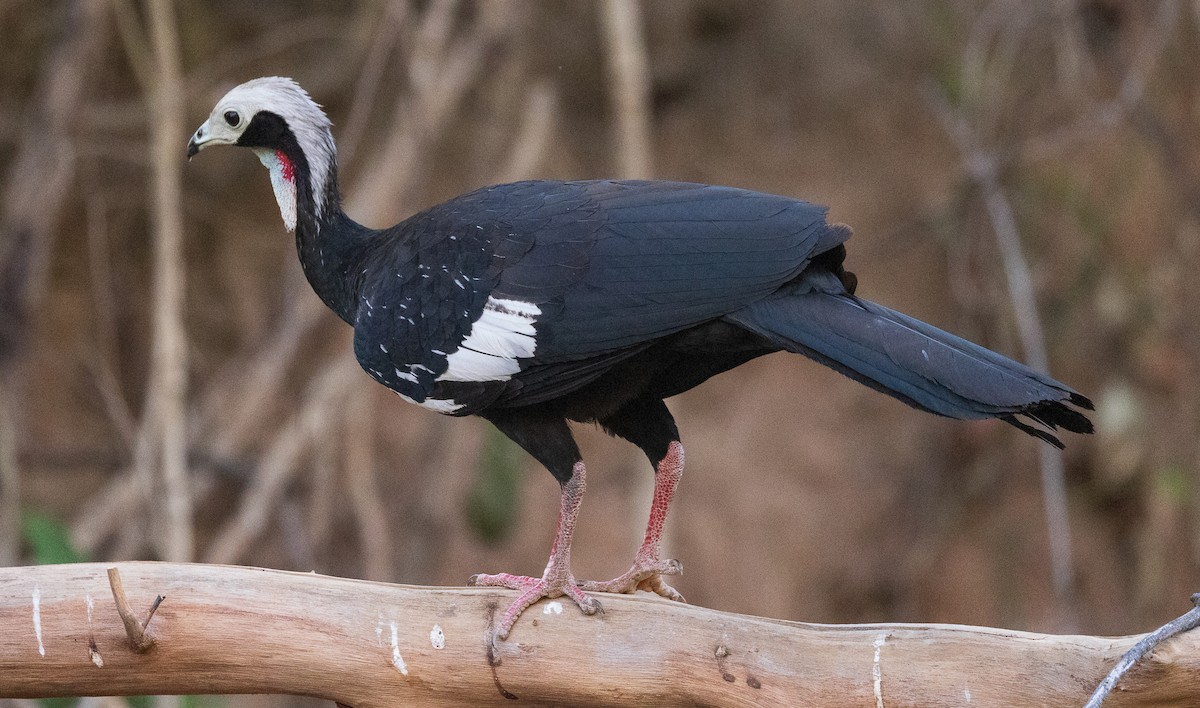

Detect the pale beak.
[
  {"left": 186, "top": 119, "right": 232, "bottom": 160},
  {"left": 186, "top": 122, "right": 208, "bottom": 160}
]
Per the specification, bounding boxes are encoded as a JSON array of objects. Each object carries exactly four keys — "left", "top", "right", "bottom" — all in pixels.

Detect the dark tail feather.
[{"left": 725, "top": 290, "right": 1093, "bottom": 447}]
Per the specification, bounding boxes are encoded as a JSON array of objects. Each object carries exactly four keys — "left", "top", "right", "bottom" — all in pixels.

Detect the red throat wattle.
[{"left": 275, "top": 150, "right": 295, "bottom": 183}]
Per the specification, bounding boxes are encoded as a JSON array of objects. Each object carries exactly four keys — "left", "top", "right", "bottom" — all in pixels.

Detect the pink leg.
[
  {"left": 469, "top": 462, "right": 600, "bottom": 641},
  {"left": 579, "top": 441, "right": 686, "bottom": 601}
]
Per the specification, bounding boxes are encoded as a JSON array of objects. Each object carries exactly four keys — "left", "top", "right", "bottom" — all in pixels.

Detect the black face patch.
[
  {"left": 236, "top": 111, "right": 311, "bottom": 194},
  {"left": 236, "top": 111, "right": 290, "bottom": 148}
]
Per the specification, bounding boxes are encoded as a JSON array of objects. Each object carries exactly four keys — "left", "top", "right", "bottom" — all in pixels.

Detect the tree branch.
[{"left": 0, "top": 562, "right": 1195, "bottom": 706}]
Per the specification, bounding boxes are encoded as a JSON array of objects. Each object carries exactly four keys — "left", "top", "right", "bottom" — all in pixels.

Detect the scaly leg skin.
[
  {"left": 579, "top": 440, "right": 686, "bottom": 602},
  {"left": 469, "top": 462, "right": 601, "bottom": 643}
]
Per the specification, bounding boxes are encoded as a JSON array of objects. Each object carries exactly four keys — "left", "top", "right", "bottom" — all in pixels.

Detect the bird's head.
[{"left": 188, "top": 77, "right": 336, "bottom": 232}]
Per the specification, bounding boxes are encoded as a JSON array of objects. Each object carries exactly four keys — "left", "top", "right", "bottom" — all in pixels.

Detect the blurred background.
[{"left": 2, "top": 0, "right": 1197, "bottom": 705}]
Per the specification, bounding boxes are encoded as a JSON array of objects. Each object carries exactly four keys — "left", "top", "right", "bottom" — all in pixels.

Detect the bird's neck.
[
  {"left": 272, "top": 148, "right": 371, "bottom": 324},
  {"left": 296, "top": 207, "right": 372, "bottom": 325}
]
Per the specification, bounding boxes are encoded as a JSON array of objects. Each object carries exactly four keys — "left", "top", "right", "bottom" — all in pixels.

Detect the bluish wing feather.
[{"left": 486, "top": 181, "right": 845, "bottom": 359}]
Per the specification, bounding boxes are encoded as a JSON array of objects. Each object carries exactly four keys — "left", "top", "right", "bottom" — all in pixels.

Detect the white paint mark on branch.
[
  {"left": 430, "top": 624, "right": 445, "bottom": 650},
  {"left": 872, "top": 632, "right": 886, "bottom": 708},
  {"left": 32, "top": 586, "right": 45, "bottom": 657},
  {"left": 389, "top": 621, "right": 408, "bottom": 676},
  {"left": 85, "top": 593, "right": 103, "bottom": 667},
  {"left": 964, "top": 685, "right": 973, "bottom": 703},
  {"left": 543, "top": 601, "right": 564, "bottom": 615}
]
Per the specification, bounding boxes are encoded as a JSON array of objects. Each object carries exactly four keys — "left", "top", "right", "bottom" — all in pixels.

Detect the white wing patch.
[
  {"left": 439, "top": 297, "right": 539, "bottom": 382},
  {"left": 383, "top": 297, "right": 539, "bottom": 415}
]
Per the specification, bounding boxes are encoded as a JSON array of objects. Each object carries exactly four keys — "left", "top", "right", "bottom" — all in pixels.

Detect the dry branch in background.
[
  {"left": 203, "top": 357, "right": 359, "bottom": 565},
  {"left": 926, "top": 80, "right": 1078, "bottom": 625},
  {"left": 0, "top": 0, "right": 108, "bottom": 565},
  {"left": 1024, "top": 0, "right": 1179, "bottom": 163},
  {"left": 599, "top": 0, "right": 653, "bottom": 180},
  {"left": 343, "top": 393, "right": 395, "bottom": 582},
  {"left": 924, "top": 1, "right": 1180, "bottom": 631},
  {"left": 143, "top": 0, "right": 193, "bottom": 566},
  {"left": 0, "top": 562, "right": 1194, "bottom": 706},
  {"left": 108, "top": 0, "right": 195, "bottom": 565},
  {"left": 494, "top": 80, "right": 557, "bottom": 184}
]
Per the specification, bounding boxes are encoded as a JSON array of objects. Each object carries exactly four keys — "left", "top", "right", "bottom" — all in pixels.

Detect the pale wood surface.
[{"left": 0, "top": 562, "right": 1195, "bottom": 706}]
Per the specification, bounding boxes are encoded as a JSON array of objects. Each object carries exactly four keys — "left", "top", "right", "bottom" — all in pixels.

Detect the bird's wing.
[
  {"left": 351, "top": 180, "right": 847, "bottom": 412},
  {"left": 495, "top": 180, "right": 843, "bottom": 359}
]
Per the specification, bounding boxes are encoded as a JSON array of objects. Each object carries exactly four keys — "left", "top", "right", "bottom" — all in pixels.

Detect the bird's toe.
[
  {"left": 578, "top": 554, "right": 685, "bottom": 595},
  {"left": 637, "top": 574, "right": 686, "bottom": 603},
  {"left": 544, "top": 574, "right": 603, "bottom": 617},
  {"left": 468, "top": 571, "right": 541, "bottom": 590}
]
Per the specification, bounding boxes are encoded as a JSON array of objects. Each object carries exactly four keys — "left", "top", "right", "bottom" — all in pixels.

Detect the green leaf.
[
  {"left": 22, "top": 510, "right": 85, "bottom": 565},
  {"left": 466, "top": 427, "right": 526, "bottom": 544},
  {"left": 1156, "top": 464, "right": 1191, "bottom": 507}
]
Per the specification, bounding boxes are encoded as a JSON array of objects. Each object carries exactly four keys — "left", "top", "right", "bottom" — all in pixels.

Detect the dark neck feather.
[{"left": 293, "top": 159, "right": 371, "bottom": 324}]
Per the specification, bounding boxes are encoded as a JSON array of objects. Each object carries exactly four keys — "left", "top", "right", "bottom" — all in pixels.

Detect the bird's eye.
[{"left": 223, "top": 110, "right": 240, "bottom": 127}]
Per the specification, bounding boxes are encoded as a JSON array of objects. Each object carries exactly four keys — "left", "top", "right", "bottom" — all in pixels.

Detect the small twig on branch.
[
  {"left": 1085, "top": 593, "right": 1200, "bottom": 707},
  {"left": 106, "top": 567, "right": 164, "bottom": 652}
]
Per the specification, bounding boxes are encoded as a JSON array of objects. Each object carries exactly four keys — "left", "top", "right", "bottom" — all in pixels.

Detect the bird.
[{"left": 188, "top": 76, "right": 1093, "bottom": 645}]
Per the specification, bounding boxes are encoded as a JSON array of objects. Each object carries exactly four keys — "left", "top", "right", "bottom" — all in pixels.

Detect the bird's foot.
[
  {"left": 579, "top": 554, "right": 686, "bottom": 602},
  {"left": 469, "top": 569, "right": 602, "bottom": 642}
]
